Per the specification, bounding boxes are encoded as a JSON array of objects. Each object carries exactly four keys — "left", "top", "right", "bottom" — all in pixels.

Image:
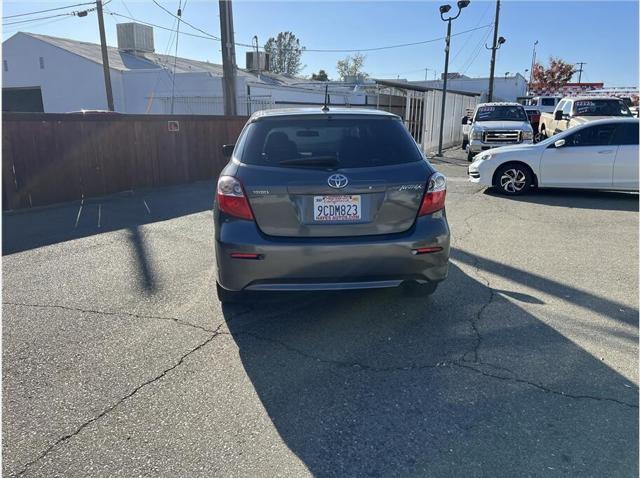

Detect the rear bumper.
[{"left": 215, "top": 213, "right": 450, "bottom": 291}]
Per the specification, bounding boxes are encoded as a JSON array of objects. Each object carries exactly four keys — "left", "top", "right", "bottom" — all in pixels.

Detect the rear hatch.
[{"left": 234, "top": 114, "right": 433, "bottom": 238}]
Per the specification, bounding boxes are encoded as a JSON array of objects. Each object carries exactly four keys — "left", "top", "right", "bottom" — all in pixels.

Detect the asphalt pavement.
[{"left": 3, "top": 149, "right": 638, "bottom": 477}]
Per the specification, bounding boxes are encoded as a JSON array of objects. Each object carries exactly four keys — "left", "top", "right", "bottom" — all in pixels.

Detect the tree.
[
  {"left": 311, "top": 69, "right": 329, "bottom": 81},
  {"left": 531, "top": 57, "right": 576, "bottom": 90},
  {"left": 264, "top": 32, "right": 305, "bottom": 76},
  {"left": 336, "top": 53, "right": 368, "bottom": 81}
]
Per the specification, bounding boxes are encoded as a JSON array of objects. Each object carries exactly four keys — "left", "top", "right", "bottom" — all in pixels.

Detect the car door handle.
[{"left": 597, "top": 150, "right": 614, "bottom": 154}]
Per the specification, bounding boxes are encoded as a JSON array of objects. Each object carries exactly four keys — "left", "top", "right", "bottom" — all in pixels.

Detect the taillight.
[
  {"left": 216, "top": 176, "right": 254, "bottom": 220},
  {"left": 418, "top": 172, "right": 446, "bottom": 216}
]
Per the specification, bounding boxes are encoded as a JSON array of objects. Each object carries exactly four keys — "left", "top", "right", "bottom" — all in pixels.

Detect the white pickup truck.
[
  {"left": 462, "top": 102, "right": 534, "bottom": 162},
  {"left": 523, "top": 96, "right": 562, "bottom": 113},
  {"left": 538, "top": 96, "right": 634, "bottom": 140}
]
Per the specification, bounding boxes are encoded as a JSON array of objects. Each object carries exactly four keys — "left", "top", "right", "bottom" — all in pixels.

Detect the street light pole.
[
  {"left": 528, "top": 40, "right": 538, "bottom": 94},
  {"left": 436, "top": 0, "right": 470, "bottom": 157}
]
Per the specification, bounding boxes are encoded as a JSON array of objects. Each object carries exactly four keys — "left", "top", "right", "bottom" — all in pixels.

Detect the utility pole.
[
  {"left": 528, "top": 40, "right": 538, "bottom": 94},
  {"left": 219, "top": 0, "right": 237, "bottom": 116},
  {"left": 486, "top": 0, "right": 501, "bottom": 102},
  {"left": 575, "top": 62, "right": 586, "bottom": 83},
  {"left": 96, "top": 0, "right": 114, "bottom": 111}
]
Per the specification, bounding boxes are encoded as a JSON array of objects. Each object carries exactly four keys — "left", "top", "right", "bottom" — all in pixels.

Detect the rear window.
[
  {"left": 239, "top": 117, "right": 423, "bottom": 168},
  {"left": 541, "top": 98, "right": 557, "bottom": 106}
]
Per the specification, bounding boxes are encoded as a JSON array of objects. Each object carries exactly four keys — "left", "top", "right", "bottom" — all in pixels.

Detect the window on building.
[
  {"left": 3, "top": 60, "right": 7, "bottom": 72},
  {"left": 39, "top": 57, "right": 45, "bottom": 69}
]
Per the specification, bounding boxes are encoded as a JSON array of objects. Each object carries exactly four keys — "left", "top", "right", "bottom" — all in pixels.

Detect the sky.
[{"left": 3, "top": 0, "right": 639, "bottom": 86}]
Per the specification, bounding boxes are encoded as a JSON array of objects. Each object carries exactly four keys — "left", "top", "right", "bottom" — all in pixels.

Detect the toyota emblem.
[{"left": 327, "top": 174, "right": 349, "bottom": 189}]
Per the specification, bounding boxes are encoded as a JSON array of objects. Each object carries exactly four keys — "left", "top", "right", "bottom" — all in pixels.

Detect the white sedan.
[{"left": 468, "top": 118, "right": 639, "bottom": 195}]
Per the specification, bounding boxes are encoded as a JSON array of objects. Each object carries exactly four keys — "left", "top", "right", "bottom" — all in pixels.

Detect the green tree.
[
  {"left": 311, "top": 69, "right": 329, "bottom": 81},
  {"left": 264, "top": 32, "right": 305, "bottom": 75},
  {"left": 336, "top": 53, "right": 368, "bottom": 81}
]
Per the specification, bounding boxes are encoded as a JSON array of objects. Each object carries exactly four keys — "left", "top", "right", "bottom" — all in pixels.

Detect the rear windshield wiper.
[{"left": 277, "top": 156, "right": 340, "bottom": 167}]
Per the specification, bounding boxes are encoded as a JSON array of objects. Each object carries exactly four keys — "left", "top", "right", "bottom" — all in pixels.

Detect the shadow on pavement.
[
  {"left": 483, "top": 187, "right": 639, "bottom": 212},
  {"left": 222, "top": 260, "right": 638, "bottom": 476},
  {"left": 2, "top": 181, "right": 214, "bottom": 255}
]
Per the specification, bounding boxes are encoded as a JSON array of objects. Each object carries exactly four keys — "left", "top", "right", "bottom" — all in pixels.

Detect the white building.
[
  {"left": 2, "top": 23, "right": 370, "bottom": 114},
  {"left": 409, "top": 73, "right": 528, "bottom": 102}
]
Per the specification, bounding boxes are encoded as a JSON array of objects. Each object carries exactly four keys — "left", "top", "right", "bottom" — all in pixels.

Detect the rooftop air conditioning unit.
[
  {"left": 116, "top": 23, "right": 155, "bottom": 54},
  {"left": 246, "top": 51, "right": 270, "bottom": 72}
]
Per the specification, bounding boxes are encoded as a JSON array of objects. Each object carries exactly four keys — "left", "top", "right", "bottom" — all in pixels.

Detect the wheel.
[
  {"left": 402, "top": 281, "right": 438, "bottom": 297},
  {"left": 537, "top": 128, "right": 547, "bottom": 142},
  {"left": 216, "top": 282, "right": 244, "bottom": 303},
  {"left": 467, "top": 149, "right": 475, "bottom": 162},
  {"left": 493, "top": 163, "right": 533, "bottom": 196}
]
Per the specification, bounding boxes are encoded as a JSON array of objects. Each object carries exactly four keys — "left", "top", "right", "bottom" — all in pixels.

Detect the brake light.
[
  {"left": 418, "top": 172, "right": 447, "bottom": 216},
  {"left": 216, "top": 176, "right": 254, "bottom": 220}
]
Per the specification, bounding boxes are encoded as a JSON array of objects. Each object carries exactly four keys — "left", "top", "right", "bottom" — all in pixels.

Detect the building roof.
[
  {"left": 14, "top": 32, "right": 320, "bottom": 88},
  {"left": 373, "top": 78, "right": 480, "bottom": 97}
]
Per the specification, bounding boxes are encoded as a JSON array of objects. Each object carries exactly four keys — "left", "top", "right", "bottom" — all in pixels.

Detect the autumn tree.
[
  {"left": 311, "top": 69, "right": 329, "bottom": 81},
  {"left": 531, "top": 57, "right": 577, "bottom": 89},
  {"left": 264, "top": 32, "right": 305, "bottom": 75},
  {"left": 336, "top": 53, "right": 368, "bottom": 81}
]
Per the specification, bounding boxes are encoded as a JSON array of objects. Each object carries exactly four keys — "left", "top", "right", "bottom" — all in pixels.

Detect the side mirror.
[
  {"left": 554, "top": 139, "right": 566, "bottom": 148},
  {"left": 461, "top": 116, "right": 468, "bottom": 125},
  {"left": 554, "top": 110, "right": 563, "bottom": 121},
  {"left": 222, "top": 144, "right": 235, "bottom": 158}
]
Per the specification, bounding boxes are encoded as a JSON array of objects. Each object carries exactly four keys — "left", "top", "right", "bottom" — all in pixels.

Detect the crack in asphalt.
[
  {"left": 453, "top": 361, "right": 639, "bottom": 409},
  {"left": 236, "top": 330, "right": 638, "bottom": 409},
  {"left": 3, "top": 301, "right": 218, "bottom": 334},
  {"left": 234, "top": 330, "right": 448, "bottom": 372},
  {"left": 12, "top": 327, "right": 224, "bottom": 477}
]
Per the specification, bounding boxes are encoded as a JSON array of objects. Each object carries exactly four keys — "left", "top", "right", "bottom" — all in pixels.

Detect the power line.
[
  {"left": 106, "top": 11, "right": 231, "bottom": 43},
  {"left": 3, "top": 0, "right": 110, "bottom": 26},
  {"left": 4, "top": 11, "right": 85, "bottom": 26},
  {"left": 4, "top": 1, "right": 95, "bottom": 19},
  {"left": 3, "top": 15, "right": 76, "bottom": 34},
  {"left": 151, "top": 0, "right": 221, "bottom": 40},
  {"left": 300, "top": 23, "right": 493, "bottom": 53},
  {"left": 105, "top": 10, "right": 492, "bottom": 55},
  {"left": 450, "top": 1, "right": 491, "bottom": 66}
]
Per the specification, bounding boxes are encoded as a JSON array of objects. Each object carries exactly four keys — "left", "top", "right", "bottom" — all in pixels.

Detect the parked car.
[
  {"left": 538, "top": 96, "right": 634, "bottom": 140},
  {"left": 213, "top": 108, "right": 450, "bottom": 302},
  {"left": 468, "top": 118, "right": 639, "bottom": 195},
  {"left": 463, "top": 102, "right": 534, "bottom": 162}
]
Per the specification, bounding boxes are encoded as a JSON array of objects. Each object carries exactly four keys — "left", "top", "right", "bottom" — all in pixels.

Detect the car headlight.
[
  {"left": 479, "top": 153, "right": 493, "bottom": 161},
  {"left": 472, "top": 130, "right": 483, "bottom": 140},
  {"left": 522, "top": 131, "right": 533, "bottom": 140}
]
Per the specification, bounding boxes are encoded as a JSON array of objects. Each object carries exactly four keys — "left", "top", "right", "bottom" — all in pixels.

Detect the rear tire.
[
  {"left": 402, "top": 281, "right": 438, "bottom": 297},
  {"left": 493, "top": 163, "right": 533, "bottom": 196},
  {"left": 537, "top": 128, "right": 547, "bottom": 142},
  {"left": 216, "top": 282, "right": 244, "bottom": 303}
]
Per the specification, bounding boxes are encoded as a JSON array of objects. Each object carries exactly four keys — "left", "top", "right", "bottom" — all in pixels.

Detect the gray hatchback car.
[{"left": 213, "top": 108, "right": 450, "bottom": 302}]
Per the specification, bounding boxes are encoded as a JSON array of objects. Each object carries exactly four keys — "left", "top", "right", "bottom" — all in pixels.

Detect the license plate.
[{"left": 313, "top": 195, "right": 361, "bottom": 221}]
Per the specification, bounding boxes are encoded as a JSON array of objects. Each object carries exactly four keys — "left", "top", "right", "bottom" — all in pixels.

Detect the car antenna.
[{"left": 322, "top": 84, "right": 330, "bottom": 112}]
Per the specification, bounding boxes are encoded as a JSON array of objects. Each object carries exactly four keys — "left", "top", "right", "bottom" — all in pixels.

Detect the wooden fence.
[{"left": 2, "top": 113, "right": 248, "bottom": 210}]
